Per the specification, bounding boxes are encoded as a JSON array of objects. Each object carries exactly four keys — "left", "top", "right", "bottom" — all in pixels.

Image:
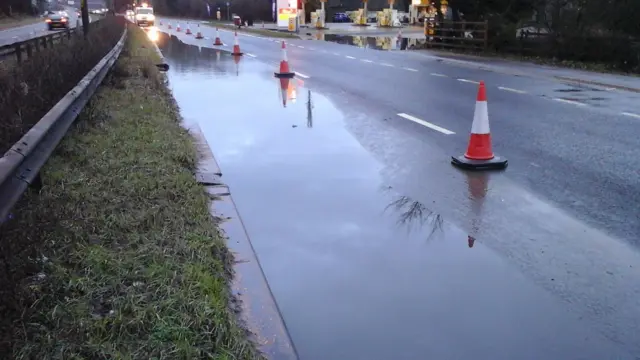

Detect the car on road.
[
  {"left": 333, "top": 12, "right": 349, "bottom": 22},
  {"left": 46, "top": 12, "right": 70, "bottom": 30},
  {"left": 134, "top": 6, "right": 155, "bottom": 27}
]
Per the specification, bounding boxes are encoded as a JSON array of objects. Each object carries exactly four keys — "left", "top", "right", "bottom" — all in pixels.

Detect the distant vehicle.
[
  {"left": 46, "top": 12, "right": 70, "bottom": 30},
  {"left": 516, "top": 22, "right": 549, "bottom": 38},
  {"left": 333, "top": 12, "right": 349, "bottom": 22},
  {"left": 135, "top": 6, "right": 154, "bottom": 27}
]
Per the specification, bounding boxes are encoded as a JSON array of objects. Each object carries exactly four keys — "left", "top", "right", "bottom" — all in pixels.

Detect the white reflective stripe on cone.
[{"left": 471, "top": 101, "right": 490, "bottom": 134}]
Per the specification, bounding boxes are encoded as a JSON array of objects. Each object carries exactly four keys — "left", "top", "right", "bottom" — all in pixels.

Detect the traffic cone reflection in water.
[
  {"left": 465, "top": 171, "right": 489, "bottom": 249},
  {"left": 468, "top": 236, "right": 475, "bottom": 248},
  {"left": 279, "top": 78, "right": 290, "bottom": 107},
  {"left": 287, "top": 79, "right": 297, "bottom": 104},
  {"left": 233, "top": 53, "right": 240, "bottom": 76}
]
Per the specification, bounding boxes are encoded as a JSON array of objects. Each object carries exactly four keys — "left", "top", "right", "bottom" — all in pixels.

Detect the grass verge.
[{"left": 2, "top": 24, "right": 262, "bottom": 359}]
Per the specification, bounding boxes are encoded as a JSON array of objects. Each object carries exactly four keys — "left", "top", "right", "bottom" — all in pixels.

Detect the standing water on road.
[{"left": 155, "top": 32, "right": 637, "bottom": 360}]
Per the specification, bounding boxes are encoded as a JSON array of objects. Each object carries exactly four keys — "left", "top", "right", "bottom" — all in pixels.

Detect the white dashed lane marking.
[
  {"left": 295, "top": 71, "right": 310, "bottom": 79},
  {"left": 397, "top": 113, "right": 456, "bottom": 135},
  {"left": 361, "top": 59, "right": 373, "bottom": 63},
  {"left": 246, "top": 53, "right": 257, "bottom": 58},
  {"left": 403, "top": 67, "right": 418, "bottom": 72},
  {"left": 498, "top": 86, "right": 527, "bottom": 94},
  {"left": 430, "top": 73, "right": 447, "bottom": 77},
  {"left": 553, "top": 98, "right": 586, "bottom": 106},
  {"left": 621, "top": 112, "right": 640, "bottom": 119},
  {"left": 457, "top": 78, "right": 480, "bottom": 84},
  {"left": 345, "top": 55, "right": 356, "bottom": 59}
]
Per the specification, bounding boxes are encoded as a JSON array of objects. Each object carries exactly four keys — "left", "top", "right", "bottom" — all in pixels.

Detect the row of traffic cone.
[{"left": 164, "top": 21, "right": 225, "bottom": 47}]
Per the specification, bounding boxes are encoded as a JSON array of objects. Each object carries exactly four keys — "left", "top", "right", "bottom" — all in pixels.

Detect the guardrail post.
[
  {"left": 30, "top": 173, "right": 43, "bottom": 191},
  {"left": 66, "top": 29, "right": 71, "bottom": 39},
  {"left": 13, "top": 43, "right": 22, "bottom": 63},
  {"left": 34, "top": 38, "right": 40, "bottom": 52},
  {"left": 49, "top": 36, "right": 54, "bottom": 47},
  {"left": 26, "top": 42, "right": 32, "bottom": 58},
  {"left": 41, "top": 37, "right": 47, "bottom": 49}
]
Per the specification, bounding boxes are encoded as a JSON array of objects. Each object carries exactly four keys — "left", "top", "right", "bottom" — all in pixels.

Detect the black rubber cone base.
[
  {"left": 451, "top": 155, "right": 508, "bottom": 171},
  {"left": 232, "top": 52, "right": 244, "bottom": 56},
  {"left": 195, "top": 35, "right": 203, "bottom": 39},
  {"left": 274, "top": 72, "right": 295, "bottom": 78}
]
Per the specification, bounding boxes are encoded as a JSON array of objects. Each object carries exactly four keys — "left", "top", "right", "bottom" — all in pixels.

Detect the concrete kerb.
[{"left": 188, "top": 122, "right": 299, "bottom": 359}]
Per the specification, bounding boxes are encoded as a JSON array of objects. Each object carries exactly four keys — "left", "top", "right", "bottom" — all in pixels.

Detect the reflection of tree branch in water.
[{"left": 382, "top": 186, "right": 444, "bottom": 240}]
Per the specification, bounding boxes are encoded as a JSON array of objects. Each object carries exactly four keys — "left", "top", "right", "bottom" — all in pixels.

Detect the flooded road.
[{"left": 155, "top": 32, "right": 639, "bottom": 359}]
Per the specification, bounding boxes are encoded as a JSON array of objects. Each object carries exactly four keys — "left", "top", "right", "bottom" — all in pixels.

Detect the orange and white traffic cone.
[
  {"left": 274, "top": 41, "right": 295, "bottom": 78},
  {"left": 213, "top": 28, "right": 223, "bottom": 46},
  {"left": 176, "top": 23, "right": 181, "bottom": 32},
  {"left": 186, "top": 23, "right": 192, "bottom": 34},
  {"left": 168, "top": 22, "right": 172, "bottom": 29},
  {"left": 451, "top": 81, "right": 508, "bottom": 170},
  {"left": 231, "top": 31, "right": 243, "bottom": 56},
  {"left": 195, "top": 24, "right": 203, "bottom": 39}
]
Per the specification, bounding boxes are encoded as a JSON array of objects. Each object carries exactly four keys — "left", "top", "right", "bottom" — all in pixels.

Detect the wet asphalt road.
[
  {"left": 155, "top": 26, "right": 640, "bottom": 359},
  {"left": 180, "top": 24, "right": 640, "bottom": 245}
]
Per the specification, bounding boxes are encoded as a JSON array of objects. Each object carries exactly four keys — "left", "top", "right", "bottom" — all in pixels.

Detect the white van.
[{"left": 134, "top": 6, "right": 155, "bottom": 27}]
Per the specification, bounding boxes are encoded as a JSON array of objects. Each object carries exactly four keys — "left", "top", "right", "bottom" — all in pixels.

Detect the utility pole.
[{"left": 81, "top": 0, "right": 90, "bottom": 36}]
